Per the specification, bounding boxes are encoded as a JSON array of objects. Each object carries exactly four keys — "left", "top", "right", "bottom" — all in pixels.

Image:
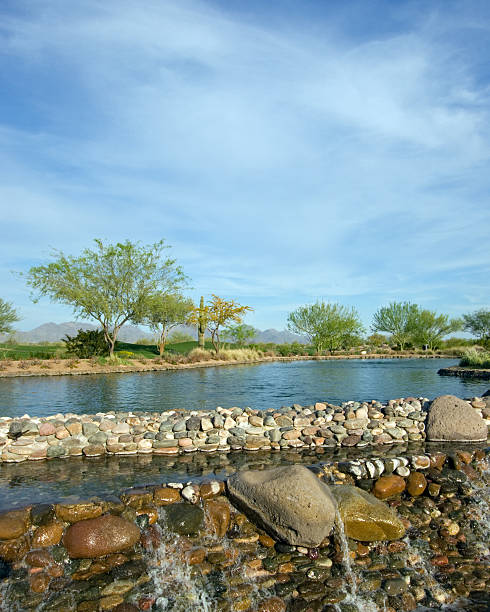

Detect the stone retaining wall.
[{"left": 1, "top": 396, "right": 489, "bottom": 463}]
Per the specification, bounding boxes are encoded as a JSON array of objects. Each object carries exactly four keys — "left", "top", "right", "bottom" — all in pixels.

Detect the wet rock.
[
  {"left": 227, "top": 465, "right": 337, "bottom": 547},
  {"left": 372, "top": 475, "right": 406, "bottom": 499},
  {"left": 32, "top": 520, "right": 64, "bottom": 547},
  {"left": 330, "top": 485, "right": 406, "bottom": 541},
  {"left": 55, "top": 503, "right": 103, "bottom": 523},
  {"left": 160, "top": 503, "right": 204, "bottom": 536},
  {"left": 0, "top": 535, "right": 30, "bottom": 561},
  {"left": 0, "top": 509, "right": 29, "bottom": 540},
  {"left": 426, "top": 395, "right": 487, "bottom": 442},
  {"left": 63, "top": 514, "right": 140, "bottom": 559},
  {"left": 257, "top": 596, "right": 287, "bottom": 612},
  {"left": 153, "top": 487, "right": 181, "bottom": 506},
  {"left": 384, "top": 578, "right": 407, "bottom": 596},
  {"left": 205, "top": 500, "right": 231, "bottom": 538},
  {"left": 406, "top": 472, "right": 427, "bottom": 496}
]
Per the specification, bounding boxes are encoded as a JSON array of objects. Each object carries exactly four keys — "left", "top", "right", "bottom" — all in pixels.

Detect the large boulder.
[
  {"left": 226, "top": 465, "right": 336, "bottom": 547},
  {"left": 63, "top": 514, "right": 140, "bottom": 558},
  {"left": 426, "top": 395, "right": 487, "bottom": 442},
  {"left": 330, "top": 485, "right": 405, "bottom": 541}
]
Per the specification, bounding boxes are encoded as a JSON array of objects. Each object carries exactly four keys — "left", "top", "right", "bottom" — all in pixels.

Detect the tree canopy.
[
  {"left": 0, "top": 298, "right": 19, "bottom": 335},
  {"left": 26, "top": 239, "right": 187, "bottom": 356},
  {"left": 136, "top": 293, "right": 194, "bottom": 355},
  {"left": 371, "top": 302, "right": 419, "bottom": 350},
  {"left": 223, "top": 323, "right": 256, "bottom": 347},
  {"left": 462, "top": 309, "right": 490, "bottom": 344},
  {"left": 287, "top": 301, "right": 364, "bottom": 352},
  {"left": 190, "top": 295, "right": 252, "bottom": 353},
  {"left": 411, "top": 309, "right": 462, "bottom": 350}
]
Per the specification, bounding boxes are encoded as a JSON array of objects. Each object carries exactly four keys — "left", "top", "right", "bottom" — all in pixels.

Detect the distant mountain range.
[{"left": 0, "top": 322, "right": 307, "bottom": 345}]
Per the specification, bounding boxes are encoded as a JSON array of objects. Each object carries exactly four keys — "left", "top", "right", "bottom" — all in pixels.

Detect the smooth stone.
[
  {"left": 55, "top": 503, "right": 103, "bottom": 523},
  {"left": 0, "top": 509, "right": 29, "bottom": 540},
  {"left": 406, "top": 472, "right": 427, "bottom": 496},
  {"left": 426, "top": 395, "right": 487, "bottom": 442},
  {"left": 160, "top": 504, "right": 204, "bottom": 536},
  {"left": 372, "top": 475, "right": 406, "bottom": 499},
  {"left": 331, "top": 484, "right": 406, "bottom": 542},
  {"left": 227, "top": 465, "right": 337, "bottom": 547},
  {"left": 63, "top": 515, "right": 140, "bottom": 558}
]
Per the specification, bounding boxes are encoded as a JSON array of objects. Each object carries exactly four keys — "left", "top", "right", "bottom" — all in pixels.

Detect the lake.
[{"left": 0, "top": 358, "right": 487, "bottom": 418}]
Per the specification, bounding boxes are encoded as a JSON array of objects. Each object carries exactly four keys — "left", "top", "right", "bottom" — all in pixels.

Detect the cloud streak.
[{"left": 0, "top": 0, "right": 489, "bottom": 330}]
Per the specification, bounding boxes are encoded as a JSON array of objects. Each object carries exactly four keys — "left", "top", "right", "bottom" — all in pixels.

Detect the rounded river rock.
[
  {"left": 226, "top": 465, "right": 337, "bottom": 547},
  {"left": 63, "top": 514, "right": 140, "bottom": 558},
  {"left": 426, "top": 395, "right": 487, "bottom": 442}
]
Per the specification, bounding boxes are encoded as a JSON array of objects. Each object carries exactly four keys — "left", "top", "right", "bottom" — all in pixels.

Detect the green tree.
[
  {"left": 287, "top": 302, "right": 364, "bottom": 352},
  {"left": 63, "top": 329, "right": 108, "bottom": 358},
  {"left": 412, "top": 309, "right": 462, "bottom": 350},
  {"left": 371, "top": 302, "right": 419, "bottom": 350},
  {"left": 137, "top": 294, "right": 194, "bottom": 355},
  {"left": 25, "top": 239, "right": 187, "bottom": 357},
  {"left": 0, "top": 299, "right": 20, "bottom": 335},
  {"left": 189, "top": 295, "right": 253, "bottom": 353},
  {"left": 462, "top": 309, "right": 490, "bottom": 344},
  {"left": 366, "top": 333, "right": 388, "bottom": 347},
  {"left": 223, "top": 323, "right": 256, "bottom": 347}
]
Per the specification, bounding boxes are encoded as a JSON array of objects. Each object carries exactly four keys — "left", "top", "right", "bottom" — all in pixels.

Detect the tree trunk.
[{"left": 159, "top": 331, "right": 166, "bottom": 356}]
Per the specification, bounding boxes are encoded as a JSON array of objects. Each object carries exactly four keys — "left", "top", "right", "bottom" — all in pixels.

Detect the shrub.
[
  {"left": 63, "top": 329, "right": 108, "bottom": 358},
  {"left": 117, "top": 350, "right": 137, "bottom": 359},
  {"left": 459, "top": 348, "right": 490, "bottom": 369},
  {"left": 188, "top": 348, "right": 213, "bottom": 362}
]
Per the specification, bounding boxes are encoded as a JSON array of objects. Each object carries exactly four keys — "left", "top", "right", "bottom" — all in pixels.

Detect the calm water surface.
[{"left": 0, "top": 358, "right": 487, "bottom": 418}]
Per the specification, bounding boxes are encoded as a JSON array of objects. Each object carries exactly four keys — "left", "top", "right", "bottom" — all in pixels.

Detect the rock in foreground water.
[
  {"left": 426, "top": 395, "right": 487, "bottom": 442},
  {"left": 227, "top": 465, "right": 336, "bottom": 547},
  {"left": 63, "top": 514, "right": 140, "bottom": 558},
  {"left": 330, "top": 484, "right": 406, "bottom": 541}
]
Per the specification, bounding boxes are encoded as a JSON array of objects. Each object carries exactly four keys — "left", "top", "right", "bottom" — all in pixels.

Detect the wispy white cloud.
[{"left": 0, "top": 0, "right": 489, "bottom": 330}]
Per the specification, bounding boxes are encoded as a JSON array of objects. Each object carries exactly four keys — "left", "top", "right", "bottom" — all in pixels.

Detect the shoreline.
[
  {"left": 438, "top": 365, "right": 490, "bottom": 380},
  {"left": 0, "top": 353, "right": 456, "bottom": 379}
]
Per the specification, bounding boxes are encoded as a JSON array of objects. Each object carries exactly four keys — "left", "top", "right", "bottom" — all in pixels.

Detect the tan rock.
[
  {"left": 0, "top": 535, "right": 30, "bottom": 561},
  {"left": 0, "top": 508, "right": 30, "bottom": 540},
  {"left": 331, "top": 485, "right": 406, "bottom": 541},
  {"left": 31, "top": 521, "right": 64, "bottom": 547},
  {"left": 55, "top": 503, "right": 103, "bottom": 523},
  {"left": 406, "top": 472, "right": 427, "bottom": 497},
  {"left": 153, "top": 487, "right": 181, "bottom": 506}
]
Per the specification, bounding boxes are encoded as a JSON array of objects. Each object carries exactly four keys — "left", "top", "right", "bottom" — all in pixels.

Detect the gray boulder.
[
  {"left": 426, "top": 395, "right": 487, "bottom": 442},
  {"left": 226, "top": 465, "right": 336, "bottom": 547}
]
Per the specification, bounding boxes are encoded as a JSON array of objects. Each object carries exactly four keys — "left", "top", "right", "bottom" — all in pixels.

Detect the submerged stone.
[
  {"left": 63, "top": 515, "right": 140, "bottom": 558},
  {"left": 330, "top": 484, "right": 406, "bottom": 542},
  {"left": 160, "top": 503, "right": 204, "bottom": 536}
]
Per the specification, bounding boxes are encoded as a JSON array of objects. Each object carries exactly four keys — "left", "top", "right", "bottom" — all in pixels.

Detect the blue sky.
[{"left": 0, "top": 0, "right": 489, "bottom": 332}]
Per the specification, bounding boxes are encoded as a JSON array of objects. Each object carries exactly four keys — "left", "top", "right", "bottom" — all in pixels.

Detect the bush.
[
  {"left": 459, "top": 348, "right": 490, "bottom": 369},
  {"left": 117, "top": 350, "right": 137, "bottom": 359},
  {"left": 63, "top": 329, "right": 108, "bottom": 358}
]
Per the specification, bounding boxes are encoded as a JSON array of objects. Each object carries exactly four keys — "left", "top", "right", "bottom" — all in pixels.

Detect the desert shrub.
[
  {"left": 40, "top": 363, "right": 51, "bottom": 369},
  {"left": 188, "top": 348, "right": 213, "bottom": 362},
  {"left": 67, "top": 359, "right": 79, "bottom": 368},
  {"left": 117, "top": 350, "right": 137, "bottom": 359},
  {"left": 18, "top": 361, "right": 30, "bottom": 369},
  {"left": 63, "top": 329, "right": 108, "bottom": 358},
  {"left": 459, "top": 348, "right": 490, "bottom": 368},
  {"left": 217, "top": 349, "right": 262, "bottom": 361},
  {"left": 163, "top": 353, "right": 187, "bottom": 365}
]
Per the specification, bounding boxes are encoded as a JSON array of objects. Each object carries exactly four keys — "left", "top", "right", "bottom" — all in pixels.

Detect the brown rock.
[
  {"left": 136, "top": 506, "right": 158, "bottom": 525},
  {"left": 259, "top": 534, "right": 275, "bottom": 547},
  {"left": 427, "top": 395, "right": 487, "bottom": 442},
  {"left": 25, "top": 549, "right": 55, "bottom": 568},
  {"left": 0, "top": 508, "right": 30, "bottom": 540},
  {"left": 32, "top": 521, "right": 64, "bottom": 547},
  {"left": 99, "top": 595, "right": 124, "bottom": 610},
  {"left": 55, "top": 502, "right": 103, "bottom": 523},
  {"left": 406, "top": 472, "right": 427, "bottom": 497},
  {"left": 186, "top": 547, "right": 206, "bottom": 565},
  {"left": 430, "top": 453, "right": 447, "bottom": 470},
  {"left": 205, "top": 500, "right": 231, "bottom": 538},
  {"left": 0, "top": 535, "right": 30, "bottom": 561},
  {"left": 83, "top": 444, "right": 106, "bottom": 456},
  {"left": 113, "top": 605, "right": 139, "bottom": 612},
  {"left": 63, "top": 514, "right": 140, "bottom": 558},
  {"left": 200, "top": 481, "right": 225, "bottom": 499},
  {"left": 372, "top": 475, "right": 406, "bottom": 499},
  {"left": 121, "top": 490, "right": 153, "bottom": 509},
  {"left": 29, "top": 571, "right": 50, "bottom": 593},
  {"left": 257, "top": 596, "right": 287, "bottom": 612},
  {"left": 153, "top": 487, "right": 181, "bottom": 506}
]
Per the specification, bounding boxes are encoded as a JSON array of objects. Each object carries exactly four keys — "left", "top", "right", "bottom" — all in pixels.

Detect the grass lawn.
[{"left": 0, "top": 340, "right": 218, "bottom": 360}]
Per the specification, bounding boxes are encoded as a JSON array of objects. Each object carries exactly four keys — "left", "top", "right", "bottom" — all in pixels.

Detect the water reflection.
[
  {"left": 1, "top": 440, "right": 487, "bottom": 512},
  {"left": 0, "top": 359, "right": 487, "bottom": 418}
]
